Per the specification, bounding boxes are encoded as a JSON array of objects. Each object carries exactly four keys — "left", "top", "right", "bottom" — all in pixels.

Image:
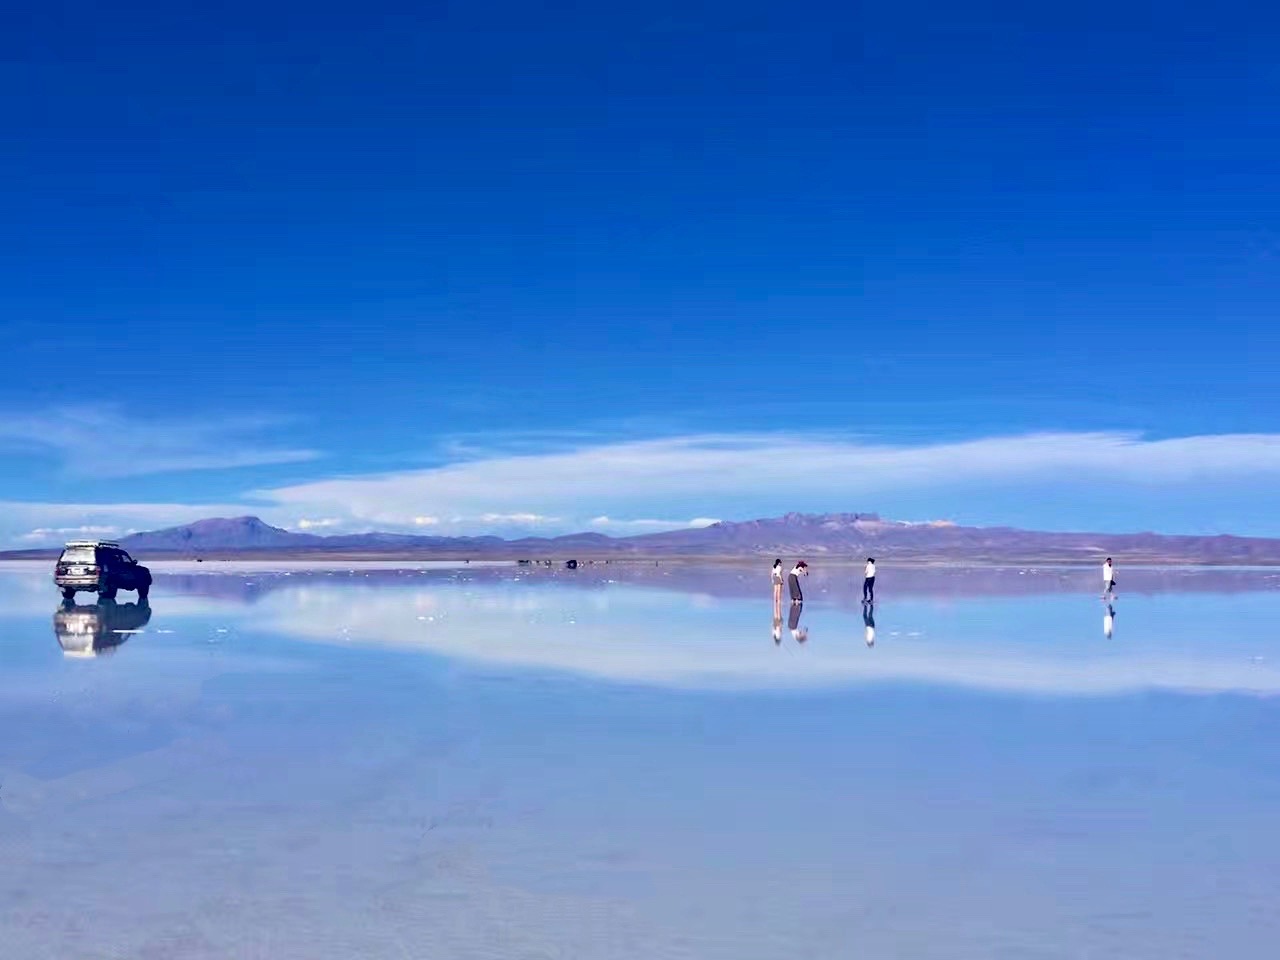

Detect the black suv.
[{"left": 54, "top": 541, "right": 152, "bottom": 601}]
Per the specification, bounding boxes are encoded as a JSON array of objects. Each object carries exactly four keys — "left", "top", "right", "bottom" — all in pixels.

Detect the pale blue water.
[{"left": 2, "top": 561, "right": 1279, "bottom": 958}]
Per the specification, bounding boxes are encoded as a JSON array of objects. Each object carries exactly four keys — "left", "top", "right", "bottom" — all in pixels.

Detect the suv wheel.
[
  {"left": 62, "top": 587, "right": 76, "bottom": 600},
  {"left": 99, "top": 584, "right": 117, "bottom": 600}
]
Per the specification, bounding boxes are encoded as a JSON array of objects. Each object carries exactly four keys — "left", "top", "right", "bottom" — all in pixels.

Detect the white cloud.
[
  {"left": 589, "top": 516, "right": 721, "bottom": 532},
  {"left": 296, "top": 518, "right": 342, "bottom": 530},
  {"left": 0, "top": 406, "right": 318, "bottom": 477},
  {"left": 8, "top": 429, "right": 1280, "bottom": 546},
  {"left": 19, "top": 525, "right": 122, "bottom": 543},
  {"left": 249, "top": 430, "right": 1280, "bottom": 532},
  {"left": 478, "top": 512, "right": 558, "bottom": 525}
]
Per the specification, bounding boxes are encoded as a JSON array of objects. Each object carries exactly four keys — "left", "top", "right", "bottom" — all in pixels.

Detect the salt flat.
[{"left": 2, "top": 563, "right": 1279, "bottom": 958}]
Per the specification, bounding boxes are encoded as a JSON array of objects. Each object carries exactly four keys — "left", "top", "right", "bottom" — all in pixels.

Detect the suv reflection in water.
[{"left": 53, "top": 599, "right": 151, "bottom": 657}]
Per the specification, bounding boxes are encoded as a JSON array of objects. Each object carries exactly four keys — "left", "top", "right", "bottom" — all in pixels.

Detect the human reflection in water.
[
  {"left": 53, "top": 598, "right": 151, "bottom": 658},
  {"left": 863, "top": 604, "right": 876, "bottom": 647},
  {"left": 772, "top": 614, "right": 783, "bottom": 645},
  {"left": 1104, "top": 603, "right": 1115, "bottom": 639},
  {"left": 787, "top": 602, "right": 809, "bottom": 644}
]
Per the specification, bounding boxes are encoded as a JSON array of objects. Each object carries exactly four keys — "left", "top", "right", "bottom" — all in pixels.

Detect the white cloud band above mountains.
[
  {"left": 5, "top": 430, "right": 1280, "bottom": 546},
  {"left": 248, "top": 430, "right": 1280, "bottom": 526}
]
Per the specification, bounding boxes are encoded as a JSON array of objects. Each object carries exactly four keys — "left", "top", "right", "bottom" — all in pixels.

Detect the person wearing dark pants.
[
  {"left": 788, "top": 561, "right": 808, "bottom": 604},
  {"left": 862, "top": 557, "right": 877, "bottom": 604}
]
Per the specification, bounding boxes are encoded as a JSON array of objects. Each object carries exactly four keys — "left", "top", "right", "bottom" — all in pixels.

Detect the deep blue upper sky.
[{"left": 3, "top": 0, "right": 1280, "bottom": 541}]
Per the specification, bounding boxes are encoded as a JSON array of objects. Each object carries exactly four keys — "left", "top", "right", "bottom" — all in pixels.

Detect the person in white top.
[
  {"left": 771, "top": 558, "right": 784, "bottom": 611},
  {"left": 862, "top": 557, "right": 877, "bottom": 604},
  {"left": 1102, "top": 557, "right": 1116, "bottom": 598},
  {"left": 788, "top": 561, "right": 808, "bottom": 604}
]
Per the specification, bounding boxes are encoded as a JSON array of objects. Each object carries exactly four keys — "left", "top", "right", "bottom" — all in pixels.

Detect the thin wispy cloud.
[
  {"left": 0, "top": 406, "right": 319, "bottom": 477},
  {"left": 589, "top": 516, "right": 721, "bottom": 532},
  {"left": 19, "top": 525, "right": 123, "bottom": 543},
  {"left": 476, "top": 512, "right": 559, "bottom": 525}
]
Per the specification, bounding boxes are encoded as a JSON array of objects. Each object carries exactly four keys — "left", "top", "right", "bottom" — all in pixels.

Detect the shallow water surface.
[{"left": 2, "top": 561, "right": 1279, "bottom": 958}]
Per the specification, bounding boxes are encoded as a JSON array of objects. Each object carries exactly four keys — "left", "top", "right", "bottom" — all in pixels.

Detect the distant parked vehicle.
[
  {"left": 54, "top": 598, "right": 151, "bottom": 657},
  {"left": 54, "top": 541, "right": 151, "bottom": 601}
]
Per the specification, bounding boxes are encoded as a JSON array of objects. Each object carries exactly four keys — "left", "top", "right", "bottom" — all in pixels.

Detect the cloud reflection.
[
  {"left": 160, "top": 576, "right": 1280, "bottom": 696},
  {"left": 4, "top": 565, "right": 1280, "bottom": 696}
]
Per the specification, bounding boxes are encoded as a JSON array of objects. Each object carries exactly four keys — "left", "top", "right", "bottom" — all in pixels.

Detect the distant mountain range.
[{"left": 7, "top": 512, "right": 1280, "bottom": 565}]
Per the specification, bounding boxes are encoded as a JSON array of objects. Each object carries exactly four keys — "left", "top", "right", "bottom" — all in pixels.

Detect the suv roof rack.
[{"left": 64, "top": 540, "right": 121, "bottom": 548}]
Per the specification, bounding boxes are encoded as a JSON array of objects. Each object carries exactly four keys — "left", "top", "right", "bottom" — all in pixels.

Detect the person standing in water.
[
  {"left": 788, "top": 560, "right": 808, "bottom": 604},
  {"left": 862, "top": 557, "right": 877, "bottom": 604},
  {"left": 1103, "top": 557, "right": 1116, "bottom": 599},
  {"left": 771, "top": 558, "right": 784, "bottom": 610}
]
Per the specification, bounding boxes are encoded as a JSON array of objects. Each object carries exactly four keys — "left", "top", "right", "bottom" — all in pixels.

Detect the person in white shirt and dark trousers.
[
  {"left": 1103, "top": 557, "right": 1116, "bottom": 599},
  {"left": 863, "top": 557, "right": 877, "bottom": 604},
  {"left": 788, "top": 561, "right": 808, "bottom": 604}
]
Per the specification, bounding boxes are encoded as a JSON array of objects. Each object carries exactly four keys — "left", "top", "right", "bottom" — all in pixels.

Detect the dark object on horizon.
[
  {"left": 566, "top": 559, "right": 578, "bottom": 569},
  {"left": 53, "top": 540, "right": 151, "bottom": 601}
]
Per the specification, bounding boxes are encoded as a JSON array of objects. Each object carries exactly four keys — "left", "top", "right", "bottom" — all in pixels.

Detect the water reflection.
[
  {"left": 5, "top": 566, "right": 1280, "bottom": 696},
  {"left": 787, "top": 602, "right": 808, "bottom": 644},
  {"left": 1104, "top": 602, "right": 1116, "bottom": 639},
  {"left": 53, "top": 599, "right": 151, "bottom": 657},
  {"left": 5, "top": 570, "right": 1280, "bottom": 959},
  {"left": 138, "top": 562, "right": 1280, "bottom": 608}
]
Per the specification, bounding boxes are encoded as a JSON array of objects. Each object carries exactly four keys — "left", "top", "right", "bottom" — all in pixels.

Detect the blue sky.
[{"left": 4, "top": 0, "right": 1280, "bottom": 545}]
